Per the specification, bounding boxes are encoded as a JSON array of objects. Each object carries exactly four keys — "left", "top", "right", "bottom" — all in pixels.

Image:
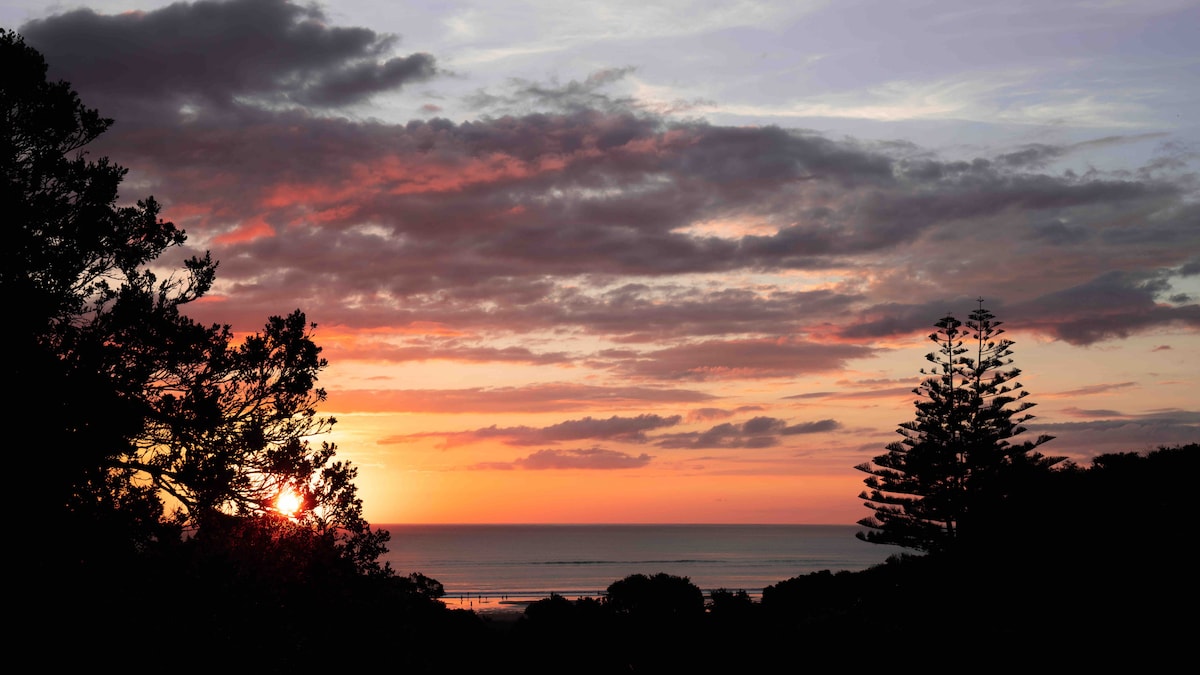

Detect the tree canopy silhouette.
[
  {"left": 2, "top": 29, "right": 386, "bottom": 574},
  {"left": 855, "top": 301, "right": 1061, "bottom": 553},
  {"left": 604, "top": 572, "right": 706, "bottom": 620}
]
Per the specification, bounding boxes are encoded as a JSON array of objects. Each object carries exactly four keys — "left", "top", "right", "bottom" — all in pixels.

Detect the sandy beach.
[{"left": 445, "top": 592, "right": 591, "bottom": 617}]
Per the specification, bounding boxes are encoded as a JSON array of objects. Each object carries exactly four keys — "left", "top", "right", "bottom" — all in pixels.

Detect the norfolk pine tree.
[{"left": 856, "top": 301, "right": 1060, "bottom": 553}]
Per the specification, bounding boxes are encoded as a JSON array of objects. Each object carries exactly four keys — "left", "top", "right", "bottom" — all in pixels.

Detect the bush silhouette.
[{"left": 604, "top": 572, "right": 705, "bottom": 620}]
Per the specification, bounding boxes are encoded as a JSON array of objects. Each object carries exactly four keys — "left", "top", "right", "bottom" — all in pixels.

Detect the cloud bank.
[{"left": 17, "top": 0, "right": 1198, "bottom": 484}]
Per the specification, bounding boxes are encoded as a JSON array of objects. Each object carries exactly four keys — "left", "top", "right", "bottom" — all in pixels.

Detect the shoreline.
[
  {"left": 445, "top": 593, "right": 595, "bottom": 615},
  {"left": 442, "top": 587, "right": 768, "bottom": 618}
]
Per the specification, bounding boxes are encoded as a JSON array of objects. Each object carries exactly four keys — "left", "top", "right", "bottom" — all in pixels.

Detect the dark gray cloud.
[
  {"left": 301, "top": 52, "right": 437, "bottom": 106},
  {"left": 468, "top": 67, "right": 640, "bottom": 114},
  {"left": 1060, "top": 407, "right": 1126, "bottom": 418},
  {"left": 1014, "top": 271, "right": 1200, "bottom": 345},
  {"left": 468, "top": 67, "right": 714, "bottom": 118},
  {"left": 838, "top": 297, "right": 984, "bottom": 340},
  {"left": 386, "top": 414, "right": 684, "bottom": 447},
  {"left": 782, "top": 419, "right": 842, "bottom": 434},
  {"left": 21, "top": 0, "right": 437, "bottom": 121},
  {"left": 840, "top": 263, "right": 1200, "bottom": 345},
  {"left": 994, "top": 135, "right": 1170, "bottom": 170},
  {"left": 518, "top": 414, "right": 683, "bottom": 444},
  {"left": 16, "top": 0, "right": 1199, "bottom": 360},
  {"left": 996, "top": 144, "right": 1068, "bottom": 169},
  {"left": 1044, "top": 382, "right": 1138, "bottom": 399},
  {"left": 1030, "top": 409, "right": 1200, "bottom": 459},
  {"left": 618, "top": 338, "right": 876, "bottom": 381},
  {"left": 685, "top": 406, "right": 765, "bottom": 422},
  {"left": 474, "top": 448, "right": 653, "bottom": 470},
  {"left": 654, "top": 416, "right": 841, "bottom": 449}
]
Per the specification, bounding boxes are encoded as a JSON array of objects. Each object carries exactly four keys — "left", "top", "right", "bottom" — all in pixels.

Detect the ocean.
[{"left": 377, "top": 524, "right": 906, "bottom": 613}]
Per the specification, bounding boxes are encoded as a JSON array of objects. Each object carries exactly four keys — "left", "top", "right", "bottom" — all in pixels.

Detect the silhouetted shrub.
[
  {"left": 605, "top": 572, "right": 705, "bottom": 620},
  {"left": 707, "top": 588, "right": 755, "bottom": 618}
]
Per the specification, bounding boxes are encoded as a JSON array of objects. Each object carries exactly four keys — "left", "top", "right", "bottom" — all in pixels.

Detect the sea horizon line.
[{"left": 371, "top": 522, "right": 859, "bottom": 527}]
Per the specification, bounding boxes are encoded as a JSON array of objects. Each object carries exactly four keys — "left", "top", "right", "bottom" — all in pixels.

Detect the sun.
[{"left": 275, "top": 488, "right": 304, "bottom": 517}]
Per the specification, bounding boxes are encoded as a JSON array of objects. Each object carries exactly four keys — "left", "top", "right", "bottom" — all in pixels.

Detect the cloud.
[
  {"left": 782, "top": 419, "right": 842, "bottom": 434},
  {"left": 337, "top": 383, "right": 715, "bottom": 415},
  {"left": 654, "top": 416, "right": 841, "bottom": 449},
  {"left": 785, "top": 377, "right": 922, "bottom": 401},
  {"left": 992, "top": 135, "right": 1169, "bottom": 171},
  {"left": 468, "top": 67, "right": 640, "bottom": 114},
  {"left": 327, "top": 339, "right": 574, "bottom": 366},
  {"left": 620, "top": 338, "right": 876, "bottom": 381},
  {"left": 1014, "top": 271, "right": 1200, "bottom": 345},
  {"left": 22, "top": 0, "right": 438, "bottom": 121},
  {"left": 686, "top": 406, "right": 764, "bottom": 422},
  {"left": 1060, "top": 407, "right": 1127, "bottom": 419},
  {"left": 383, "top": 414, "right": 683, "bottom": 447},
  {"left": 1030, "top": 409, "right": 1200, "bottom": 459},
  {"left": 474, "top": 447, "right": 653, "bottom": 470},
  {"left": 18, "top": 0, "right": 1199, "bottom": 366},
  {"left": 840, "top": 262, "right": 1200, "bottom": 346},
  {"left": 1043, "top": 382, "right": 1138, "bottom": 399}
]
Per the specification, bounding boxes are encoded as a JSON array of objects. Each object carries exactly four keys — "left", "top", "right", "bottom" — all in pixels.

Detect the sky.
[{"left": 5, "top": 0, "right": 1198, "bottom": 525}]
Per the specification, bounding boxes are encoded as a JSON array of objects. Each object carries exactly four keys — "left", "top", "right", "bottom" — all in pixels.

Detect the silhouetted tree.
[
  {"left": 705, "top": 587, "right": 759, "bottom": 631},
  {"left": 706, "top": 588, "right": 753, "bottom": 613},
  {"left": 4, "top": 28, "right": 199, "bottom": 540},
  {"left": 856, "top": 301, "right": 1060, "bottom": 553},
  {"left": 601, "top": 574, "right": 707, "bottom": 671},
  {"left": 126, "top": 308, "right": 391, "bottom": 573},
  {"left": 2, "top": 29, "right": 386, "bottom": 574},
  {"left": 605, "top": 572, "right": 705, "bottom": 619}
]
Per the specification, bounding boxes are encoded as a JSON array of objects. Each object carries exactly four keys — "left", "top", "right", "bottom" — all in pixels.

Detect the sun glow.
[{"left": 275, "top": 488, "right": 303, "bottom": 518}]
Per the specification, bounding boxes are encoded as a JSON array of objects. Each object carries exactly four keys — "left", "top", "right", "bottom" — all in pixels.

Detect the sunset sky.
[{"left": 5, "top": 0, "right": 1198, "bottom": 525}]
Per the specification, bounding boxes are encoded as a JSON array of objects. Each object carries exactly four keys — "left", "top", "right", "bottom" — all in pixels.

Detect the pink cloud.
[{"left": 213, "top": 216, "right": 276, "bottom": 244}]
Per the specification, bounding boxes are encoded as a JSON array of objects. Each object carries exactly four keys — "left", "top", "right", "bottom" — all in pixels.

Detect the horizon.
[
  {"left": 5, "top": 0, "right": 1198, "bottom": 524},
  {"left": 370, "top": 522, "right": 863, "bottom": 526}
]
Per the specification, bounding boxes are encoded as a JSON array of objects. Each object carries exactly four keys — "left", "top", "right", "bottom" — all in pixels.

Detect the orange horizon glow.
[{"left": 315, "top": 329, "right": 1199, "bottom": 526}]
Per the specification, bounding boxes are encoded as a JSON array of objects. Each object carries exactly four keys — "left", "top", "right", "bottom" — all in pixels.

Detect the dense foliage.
[
  {"left": 2, "top": 28, "right": 388, "bottom": 586},
  {"left": 2, "top": 30, "right": 400, "bottom": 624},
  {"left": 1, "top": 27, "right": 450, "bottom": 666}
]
